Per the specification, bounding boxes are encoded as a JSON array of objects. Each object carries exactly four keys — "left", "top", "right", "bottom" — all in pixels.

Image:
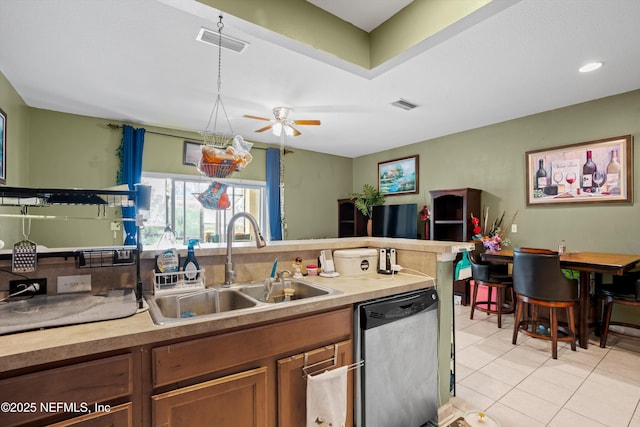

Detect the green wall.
[
  {"left": 3, "top": 65, "right": 640, "bottom": 255},
  {"left": 0, "top": 75, "right": 353, "bottom": 247},
  {"left": 0, "top": 71, "right": 31, "bottom": 246},
  {"left": 198, "top": 0, "right": 491, "bottom": 71},
  {"left": 353, "top": 89, "right": 640, "bottom": 254}
]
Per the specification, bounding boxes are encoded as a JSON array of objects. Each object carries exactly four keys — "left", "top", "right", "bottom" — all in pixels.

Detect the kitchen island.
[{"left": 0, "top": 237, "right": 471, "bottom": 426}]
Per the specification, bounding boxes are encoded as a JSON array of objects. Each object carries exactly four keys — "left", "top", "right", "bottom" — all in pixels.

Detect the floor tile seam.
[
  {"left": 486, "top": 398, "right": 552, "bottom": 426},
  {"left": 459, "top": 371, "right": 514, "bottom": 402},
  {"left": 454, "top": 354, "right": 500, "bottom": 374},
  {"left": 585, "top": 344, "right": 639, "bottom": 383},
  {"left": 515, "top": 372, "right": 579, "bottom": 408},
  {"left": 629, "top": 400, "right": 640, "bottom": 426},
  {"left": 496, "top": 386, "right": 565, "bottom": 425},
  {"left": 545, "top": 407, "right": 610, "bottom": 427},
  {"left": 449, "top": 383, "right": 497, "bottom": 413}
]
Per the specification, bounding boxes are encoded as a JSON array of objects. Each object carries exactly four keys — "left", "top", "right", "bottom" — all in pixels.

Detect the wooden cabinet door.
[
  {"left": 277, "top": 340, "right": 354, "bottom": 427},
  {"left": 46, "top": 403, "right": 132, "bottom": 427},
  {"left": 0, "top": 354, "right": 133, "bottom": 427},
  {"left": 152, "top": 367, "right": 268, "bottom": 427}
]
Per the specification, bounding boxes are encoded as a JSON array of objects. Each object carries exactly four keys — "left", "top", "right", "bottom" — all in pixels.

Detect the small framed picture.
[
  {"left": 378, "top": 155, "right": 419, "bottom": 196},
  {"left": 183, "top": 141, "right": 203, "bottom": 166}
]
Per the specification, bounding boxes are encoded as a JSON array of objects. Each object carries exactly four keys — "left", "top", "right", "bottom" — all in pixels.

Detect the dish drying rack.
[
  {"left": 76, "top": 247, "right": 136, "bottom": 268},
  {"left": 152, "top": 269, "right": 207, "bottom": 295}
]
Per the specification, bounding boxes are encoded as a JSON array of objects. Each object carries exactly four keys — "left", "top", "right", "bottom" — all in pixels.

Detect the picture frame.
[
  {"left": 378, "top": 155, "right": 419, "bottom": 196},
  {"left": 0, "top": 108, "right": 6, "bottom": 184},
  {"left": 526, "top": 135, "right": 633, "bottom": 205},
  {"left": 183, "top": 141, "right": 203, "bottom": 166}
]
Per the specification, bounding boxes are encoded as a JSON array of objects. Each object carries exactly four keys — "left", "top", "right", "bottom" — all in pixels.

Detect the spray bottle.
[
  {"left": 183, "top": 239, "right": 201, "bottom": 281},
  {"left": 155, "top": 225, "right": 179, "bottom": 286}
]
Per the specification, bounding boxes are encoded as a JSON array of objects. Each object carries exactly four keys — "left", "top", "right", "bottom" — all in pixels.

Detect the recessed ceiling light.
[{"left": 579, "top": 62, "right": 603, "bottom": 73}]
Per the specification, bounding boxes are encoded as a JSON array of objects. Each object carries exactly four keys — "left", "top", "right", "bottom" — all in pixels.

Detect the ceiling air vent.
[
  {"left": 391, "top": 99, "right": 418, "bottom": 110},
  {"left": 196, "top": 27, "right": 249, "bottom": 53}
]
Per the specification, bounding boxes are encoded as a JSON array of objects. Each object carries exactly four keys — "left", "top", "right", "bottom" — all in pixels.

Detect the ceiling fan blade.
[
  {"left": 292, "top": 119, "right": 321, "bottom": 126},
  {"left": 289, "top": 125, "right": 302, "bottom": 136},
  {"left": 244, "top": 114, "right": 272, "bottom": 121},
  {"left": 255, "top": 125, "right": 273, "bottom": 133}
]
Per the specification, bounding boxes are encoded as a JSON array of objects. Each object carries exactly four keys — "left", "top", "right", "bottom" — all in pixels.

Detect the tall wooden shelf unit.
[
  {"left": 430, "top": 188, "right": 482, "bottom": 242},
  {"left": 337, "top": 198, "right": 368, "bottom": 237}
]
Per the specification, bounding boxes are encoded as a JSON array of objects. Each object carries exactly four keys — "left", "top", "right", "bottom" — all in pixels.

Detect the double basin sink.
[{"left": 144, "top": 278, "right": 339, "bottom": 325}]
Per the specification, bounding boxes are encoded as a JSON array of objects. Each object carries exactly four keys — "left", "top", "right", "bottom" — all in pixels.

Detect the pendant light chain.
[
  {"left": 280, "top": 131, "right": 287, "bottom": 238},
  {"left": 216, "top": 16, "right": 223, "bottom": 95},
  {"left": 203, "top": 14, "right": 234, "bottom": 144}
]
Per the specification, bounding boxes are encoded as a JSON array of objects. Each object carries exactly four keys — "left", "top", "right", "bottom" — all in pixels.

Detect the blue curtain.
[
  {"left": 266, "top": 148, "right": 282, "bottom": 240},
  {"left": 121, "top": 125, "right": 145, "bottom": 245}
]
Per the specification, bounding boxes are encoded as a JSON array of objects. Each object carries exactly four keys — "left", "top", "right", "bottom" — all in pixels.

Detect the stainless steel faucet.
[{"left": 224, "top": 212, "right": 267, "bottom": 287}]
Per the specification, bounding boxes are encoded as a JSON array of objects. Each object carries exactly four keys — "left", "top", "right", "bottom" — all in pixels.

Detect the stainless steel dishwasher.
[{"left": 354, "top": 288, "right": 439, "bottom": 427}]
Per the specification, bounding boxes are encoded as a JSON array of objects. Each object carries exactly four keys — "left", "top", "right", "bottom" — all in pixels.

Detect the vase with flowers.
[
  {"left": 471, "top": 207, "right": 518, "bottom": 251},
  {"left": 418, "top": 205, "right": 431, "bottom": 239}
]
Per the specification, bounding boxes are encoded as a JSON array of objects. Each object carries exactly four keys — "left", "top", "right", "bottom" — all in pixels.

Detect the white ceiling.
[
  {"left": 1, "top": 0, "right": 640, "bottom": 158},
  {"left": 305, "top": 0, "right": 414, "bottom": 32}
]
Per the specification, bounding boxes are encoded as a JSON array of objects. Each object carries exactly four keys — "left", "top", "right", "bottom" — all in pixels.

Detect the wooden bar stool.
[
  {"left": 512, "top": 248, "right": 579, "bottom": 359},
  {"left": 469, "top": 249, "right": 515, "bottom": 328},
  {"left": 598, "top": 272, "right": 640, "bottom": 348}
]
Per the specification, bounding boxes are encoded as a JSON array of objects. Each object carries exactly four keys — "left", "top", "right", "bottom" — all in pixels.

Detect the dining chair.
[
  {"left": 512, "top": 248, "right": 579, "bottom": 359},
  {"left": 598, "top": 271, "right": 640, "bottom": 348},
  {"left": 469, "top": 246, "right": 515, "bottom": 328}
]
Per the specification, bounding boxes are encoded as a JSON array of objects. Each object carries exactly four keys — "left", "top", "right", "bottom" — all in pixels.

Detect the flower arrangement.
[
  {"left": 418, "top": 205, "right": 430, "bottom": 224},
  {"left": 471, "top": 207, "right": 518, "bottom": 251},
  {"left": 417, "top": 204, "right": 431, "bottom": 239}
]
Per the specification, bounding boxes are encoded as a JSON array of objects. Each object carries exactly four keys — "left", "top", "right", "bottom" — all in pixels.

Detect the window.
[{"left": 141, "top": 172, "right": 267, "bottom": 247}]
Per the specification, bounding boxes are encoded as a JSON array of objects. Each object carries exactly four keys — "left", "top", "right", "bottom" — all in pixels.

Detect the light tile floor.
[{"left": 440, "top": 303, "right": 640, "bottom": 426}]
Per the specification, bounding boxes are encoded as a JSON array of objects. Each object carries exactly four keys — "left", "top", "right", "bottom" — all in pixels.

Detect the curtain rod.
[{"left": 107, "top": 123, "right": 293, "bottom": 154}]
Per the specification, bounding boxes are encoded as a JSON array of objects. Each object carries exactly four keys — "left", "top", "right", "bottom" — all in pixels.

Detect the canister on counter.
[{"left": 333, "top": 248, "right": 379, "bottom": 275}]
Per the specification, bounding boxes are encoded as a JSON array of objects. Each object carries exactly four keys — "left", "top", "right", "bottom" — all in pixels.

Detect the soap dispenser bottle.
[
  {"left": 154, "top": 225, "right": 179, "bottom": 285},
  {"left": 183, "top": 239, "right": 201, "bottom": 281}
]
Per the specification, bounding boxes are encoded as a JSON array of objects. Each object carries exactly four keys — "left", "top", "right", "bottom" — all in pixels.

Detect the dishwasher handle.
[{"left": 360, "top": 289, "right": 438, "bottom": 330}]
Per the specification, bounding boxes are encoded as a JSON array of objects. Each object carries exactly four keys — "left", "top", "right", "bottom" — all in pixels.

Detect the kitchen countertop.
[{"left": 0, "top": 271, "right": 435, "bottom": 373}]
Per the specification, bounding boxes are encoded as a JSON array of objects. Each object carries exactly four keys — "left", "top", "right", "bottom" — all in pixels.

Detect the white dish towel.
[{"left": 306, "top": 365, "right": 348, "bottom": 427}]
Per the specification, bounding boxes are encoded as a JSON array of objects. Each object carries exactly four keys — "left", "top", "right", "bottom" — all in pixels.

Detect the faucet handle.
[{"left": 276, "top": 270, "right": 293, "bottom": 280}]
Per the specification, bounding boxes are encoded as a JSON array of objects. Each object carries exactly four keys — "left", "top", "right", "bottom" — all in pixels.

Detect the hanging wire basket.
[{"left": 197, "top": 161, "right": 236, "bottom": 179}]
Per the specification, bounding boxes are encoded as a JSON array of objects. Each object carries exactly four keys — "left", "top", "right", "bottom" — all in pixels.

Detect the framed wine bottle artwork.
[{"left": 525, "top": 135, "right": 633, "bottom": 205}]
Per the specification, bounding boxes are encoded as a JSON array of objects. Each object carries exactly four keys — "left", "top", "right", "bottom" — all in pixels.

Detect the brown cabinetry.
[
  {"left": 338, "top": 199, "right": 368, "bottom": 237},
  {"left": 152, "top": 367, "right": 268, "bottom": 426},
  {"left": 277, "top": 339, "right": 354, "bottom": 427},
  {"left": 151, "top": 307, "right": 353, "bottom": 426},
  {"left": 48, "top": 403, "right": 133, "bottom": 427},
  {"left": 430, "top": 188, "right": 481, "bottom": 242},
  {"left": 1, "top": 308, "right": 355, "bottom": 426},
  {"left": 0, "top": 353, "right": 136, "bottom": 427}
]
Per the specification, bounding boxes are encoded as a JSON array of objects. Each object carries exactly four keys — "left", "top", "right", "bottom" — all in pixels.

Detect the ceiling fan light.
[
  {"left": 272, "top": 122, "right": 283, "bottom": 136},
  {"left": 284, "top": 125, "right": 295, "bottom": 137}
]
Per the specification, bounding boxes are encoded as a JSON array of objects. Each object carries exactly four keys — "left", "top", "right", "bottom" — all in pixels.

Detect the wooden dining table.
[{"left": 481, "top": 249, "right": 640, "bottom": 349}]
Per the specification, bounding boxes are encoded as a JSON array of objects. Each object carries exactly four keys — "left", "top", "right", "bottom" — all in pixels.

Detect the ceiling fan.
[{"left": 243, "top": 107, "right": 320, "bottom": 137}]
